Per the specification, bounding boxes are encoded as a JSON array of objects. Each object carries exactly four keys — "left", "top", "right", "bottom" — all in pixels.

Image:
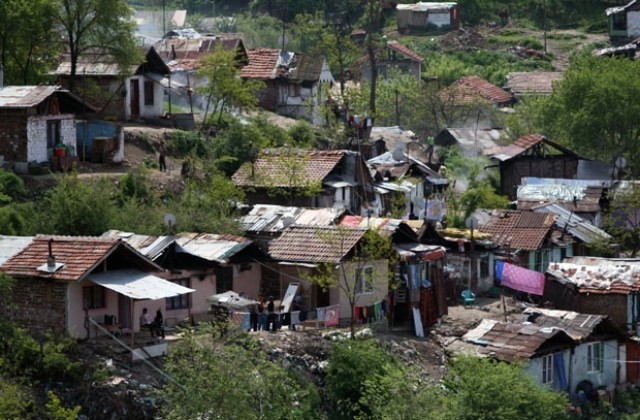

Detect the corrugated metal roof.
[
  {"left": 518, "top": 184, "right": 586, "bottom": 202},
  {"left": 442, "top": 128, "right": 504, "bottom": 155},
  {"left": 89, "top": 269, "right": 194, "bottom": 300},
  {"left": 397, "top": 2, "right": 457, "bottom": 12},
  {"left": 520, "top": 308, "right": 609, "bottom": 341},
  {"left": 0, "top": 85, "right": 60, "bottom": 108},
  {"left": 462, "top": 319, "right": 572, "bottom": 362},
  {"left": 0, "top": 236, "right": 34, "bottom": 266},
  {"left": 174, "top": 232, "right": 252, "bottom": 264},
  {"left": 547, "top": 257, "right": 640, "bottom": 294},
  {"left": 101, "top": 230, "right": 173, "bottom": 260},
  {"left": 533, "top": 203, "right": 611, "bottom": 243},
  {"left": 239, "top": 205, "right": 341, "bottom": 233}
]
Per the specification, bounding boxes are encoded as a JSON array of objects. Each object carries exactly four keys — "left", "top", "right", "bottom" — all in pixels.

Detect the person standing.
[
  {"left": 158, "top": 140, "right": 167, "bottom": 172},
  {"left": 140, "top": 308, "right": 155, "bottom": 337},
  {"left": 154, "top": 308, "right": 165, "bottom": 339},
  {"left": 267, "top": 296, "right": 276, "bottom": 332},
  {"left": 249, "top": 304, "right": 258, "bottom": 332},
  {"left": 257, "top": 296, "right": 267, "bottom": 331}
]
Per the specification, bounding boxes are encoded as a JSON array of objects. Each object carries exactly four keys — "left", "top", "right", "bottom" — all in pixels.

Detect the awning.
[{"left": 88, "top": 269, "right": 195, "bottom": 300}]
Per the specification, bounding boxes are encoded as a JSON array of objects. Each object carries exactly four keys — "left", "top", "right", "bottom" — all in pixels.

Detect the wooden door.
[{"left": 130, "top": 79, "right": 140, "bottom": 117}]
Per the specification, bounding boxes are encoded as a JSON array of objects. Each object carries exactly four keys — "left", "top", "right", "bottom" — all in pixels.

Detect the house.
[
  {"left": 0, "top": 235, "right": 33, "bottom": 266},
  {"left": 52, "top": 47, "right": 170, "bottom": 121},
  {"left": 396, "top": 2, "right": 460, "bottom": 34},
  {"left": 367, "top": 151, "right": 448, "bottom": 217},
  {"left": 240, "top": 48, "right": 335, "bottom": 125},
  {"left": 155, "top": 31, "right": 249, "bottom": 111},
  {"left": 490, "top": 133, "right": 585, "bottom": 200},
  {"left": 434, "top": 127, "right": 505, "bottom": 157},
  {"left": 0, "top": 236, "right": 194, "bottom": 339},
  {"left": 101, "top": 230, "right": 264, "bottom": 324},
  {"left": 506, "top": 71, "right": 563, "bottom": 99},
  {"left": 0, "top": 84, "right": 97, "bottom": 172},
  {"left": 359, "top": 40, "right": 424, "bottom": 82},
  {"left": 266, "top": 225, "right": 389, "bottom": 324},
  {"left": 606, "top": 0, "right": 640, "bottom": 41},
  {"left": 457, "top": 310, "right": 627, "bottom": 393},
  {"left": 545, "top": 257, "right": 640, "bottom": 331},
  {"left": 232, "top": 149, "right": 374, "bottom": 215}
]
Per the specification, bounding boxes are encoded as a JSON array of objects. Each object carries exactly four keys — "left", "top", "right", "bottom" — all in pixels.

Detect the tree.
[
  {"left": 308, "top": 228, "right": 397, "bottom": 339},
  {"left": 534, "top": 55, "right": 640, "bottom": 177},
  {"left": 603, "top": 183, "right": 640, "bottom": 257},
  {"left": 441, "top": 356, "right": 570, "bottom": 419},
  {"left": 196, "top": 44, "right": 265, "bottom": 125},
  {"left": 161, "top": 329, "right": 319, "bottom": 419},
  {"left": 362, "top": 0, "right": 384, "bottom": 120},
  {"left": 0, "top": 0, "right": 59, "bottom": 84},
  {"left": 55, "top": 0, "right": 141, "bottom": 92}
]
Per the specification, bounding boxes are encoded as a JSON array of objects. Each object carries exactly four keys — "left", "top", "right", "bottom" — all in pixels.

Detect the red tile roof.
[
  {"left": 269, "top": 226, "right": 368, "bottom": 263},
  {"left": 490, "top": 133, "right": 580, "bottom": 161},
  {"left": 513, "top": 133, "right": 544, "bottom": 148},
  {"left": 1, "top": 236, "right": 122, "bottom": 281},
  {"left": 479, "top": 210, "right": 556, "bottom": 251},
  {"left": 386, "top": 40, "right": 424, "bottom": 63},
  {"left": 240, "top": 48, "right": 280, "bottom": 80},
  {"left": 440, "top": 76, "right": 513, "bottom": 105},
  {"left": 232, "top": 149, "right": 346, "bottom": 187},
  {"left": 507, "top": 71, "right": 563, "bottom": 95}
]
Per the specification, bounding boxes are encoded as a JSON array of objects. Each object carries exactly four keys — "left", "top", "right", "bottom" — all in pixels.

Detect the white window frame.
[
  {"left": 587, "top": 342, "right": 604, "bottom": 373},
  {"left": 542, "top": 354, "right": 553, "bottom": 384},
  {"left": 356, "top": 266, "right": 374, "bottom": 295}
]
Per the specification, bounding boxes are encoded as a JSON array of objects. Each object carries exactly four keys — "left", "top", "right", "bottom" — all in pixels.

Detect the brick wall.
[
  {"left": 0, "top": 277, "right": 68, "bottom": 336},
  {"left": 0, "top": 109, "right": 28, "bottom": 161}
]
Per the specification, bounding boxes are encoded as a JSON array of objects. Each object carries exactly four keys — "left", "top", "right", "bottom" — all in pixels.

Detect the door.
[
  {"left": 118, "top": 294, "right": 131, "bottom": 328},
  {"left": 216, "top": 266, "right": 233, "bottom": 293},
  {"left": 130, "top": 79, "right": 140, "bottom": 117}
]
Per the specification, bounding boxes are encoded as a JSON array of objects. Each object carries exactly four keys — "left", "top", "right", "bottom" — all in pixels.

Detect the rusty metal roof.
[
  {"left": 519, "top": 308, "right": 615, "bottom": 341},
  {"left": 479, "top": 210, "right": 555, "bottom": 251},
  {"left": 547, "top": 257, "right": 640, "bottom": 294},
  {"left": 490, "top": 133, "right": 580, "bottom": 162},
  {"left": 506, "top": 71, "right": 563, "bottom": 95},
  {"left": 462, "top": 318, "right": 573, "bottom": 362},
  {"left": 269, "top": 225, "right": 368, "bottom": 263},
  {"left": 0, "top": 85, "right": 59, "bottom": 108}
]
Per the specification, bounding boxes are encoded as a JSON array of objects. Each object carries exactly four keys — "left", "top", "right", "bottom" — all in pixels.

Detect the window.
[
  {"left": 542, "top": 354, "right": 553, "bottom": 384},
  {"left": 588, "top": 342, "right": 604, "bottom": 372},
  {"left": 143, "top": 80, "right": 154, "bottom": 105},
  {"left": 356, "top": 266, "right": 374, "bottom": 295},
  {"left": 166, "top": 279, "right": 190, "bottom": 310},
  {"left": 612, "top": 13, "right": 627, "bottom": 31},
  {"left": 83, "top": 286, "right": 105, "bottom": 309},
  {"left": 287, "top": 84, "right": 300, "bottom": 97}
]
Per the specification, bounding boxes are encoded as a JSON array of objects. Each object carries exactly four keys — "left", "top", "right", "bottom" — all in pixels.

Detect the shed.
[
  {"left": 606, "top": 0, "right": 640, "bottom": 40},
  {"left": 396, "top": 2, "right": 460, "bottom": 33}
]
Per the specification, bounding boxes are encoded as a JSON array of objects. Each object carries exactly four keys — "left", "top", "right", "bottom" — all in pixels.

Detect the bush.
[{"left": 166, "top": 130, "right": 207, "bottom": 158}]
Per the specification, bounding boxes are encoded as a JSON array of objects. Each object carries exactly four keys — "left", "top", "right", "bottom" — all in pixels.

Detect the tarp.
[
  {"left": 501, "top": 263, "right": 545, "bottom": 295},
  {"left": 89, "top": 269, "right": 195, "bottom": 300},
  {"left": 206, "top": 291, "right": 259, "bottom": 311}
]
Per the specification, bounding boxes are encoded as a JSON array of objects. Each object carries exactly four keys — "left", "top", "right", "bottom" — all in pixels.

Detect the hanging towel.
[
  {"left": 324, "top": 305, "right": 340, "bottom": 326},
  {"left": 374, "top": 302, "right": 381, "bottom": 321}
]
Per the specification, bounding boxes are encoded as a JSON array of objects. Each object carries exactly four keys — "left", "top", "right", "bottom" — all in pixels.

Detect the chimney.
[
  {"left": 0, "top": 65, "right": 4, "bottom": 88},
  {"left": 47, "top": 238, "right": 55, "bottom": 270}
]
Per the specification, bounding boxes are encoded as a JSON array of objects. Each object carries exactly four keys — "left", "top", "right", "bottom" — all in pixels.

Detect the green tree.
[
  {"left": 55, "top": 0, "right": 141, "bottom": 92},
  {"left": 538, "top": 55, "right": 640, "bottom": 176},
  {"left": 362, "top": 0, "right": 385, "bottom": 120},
  {"left": 46, "top": 391, "right": 81, "bottom": 420},
  {"left": 161, "top": 329, "right": 318, "bottom": 419},
  {"left": 441, "top": 356, "right": 570, "bottom": 419},
  {"left": 196, "top": 44, "right": 265, "bottom": 125},
  {"left": 603, "top": 183, "right": 640, "bottom": 257},
  {"left": 38, "top": 173, "right": 118, "bottom": 235},
  {"left": 0, "top": 0, "right": 58, "bottom": 84}
]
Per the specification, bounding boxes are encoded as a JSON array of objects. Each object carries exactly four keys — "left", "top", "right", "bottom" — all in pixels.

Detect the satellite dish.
[
  {"left": 282, "top": 216, "right": 294, "bottom": 228},
  {"left": 615, "top": 156, "right": 627, "bottom": 169},
  {"left": 392, "top": 143, "right": 406, "bottom": 161},
  {"left": 465, "top": 216, "right": 478, "bottom": 230},
  {"left": 164, "top": 213, "right": 176, "bottom": 228}
]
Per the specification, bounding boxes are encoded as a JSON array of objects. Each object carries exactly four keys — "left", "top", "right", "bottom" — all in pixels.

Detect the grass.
[
  {"left": 163, "top": 101, "right": 193, "bottom": 114},
  {"left": 486, "top": 34, "right": 544, "bottom": 50}
]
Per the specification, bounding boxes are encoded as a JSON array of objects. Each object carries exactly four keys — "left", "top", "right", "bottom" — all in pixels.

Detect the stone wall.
[
  {"left": 27, "top": 114, "right": 76, "bottom": 163},
  {"left": 0, "top": 109, "right": 28, "bottom": 161}
]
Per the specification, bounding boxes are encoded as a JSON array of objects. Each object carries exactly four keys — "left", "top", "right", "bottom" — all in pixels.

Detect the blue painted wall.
[{"left": 76, "top": 120, "right": 118, "bottom": 161}]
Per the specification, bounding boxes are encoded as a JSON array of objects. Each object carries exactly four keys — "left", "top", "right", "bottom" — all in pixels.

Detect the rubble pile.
[{"left": 439, "top": 29, "right": 485, "bottom": 50}]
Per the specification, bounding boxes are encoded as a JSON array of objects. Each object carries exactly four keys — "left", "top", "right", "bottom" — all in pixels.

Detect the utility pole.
[
  {"left": 543, "top": 0, "right": 547, "bottom": 54},
  {"left": 162, "top": 0, "right": 166, "bottom": 36}
]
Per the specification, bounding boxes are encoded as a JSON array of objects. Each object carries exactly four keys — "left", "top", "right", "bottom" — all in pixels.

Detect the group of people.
[
  {"left": 248, "top": 296, "right": 303, "bottom": 332},
  {"left": 141, "top": 307, "right": 166, "bottom": 339}
]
